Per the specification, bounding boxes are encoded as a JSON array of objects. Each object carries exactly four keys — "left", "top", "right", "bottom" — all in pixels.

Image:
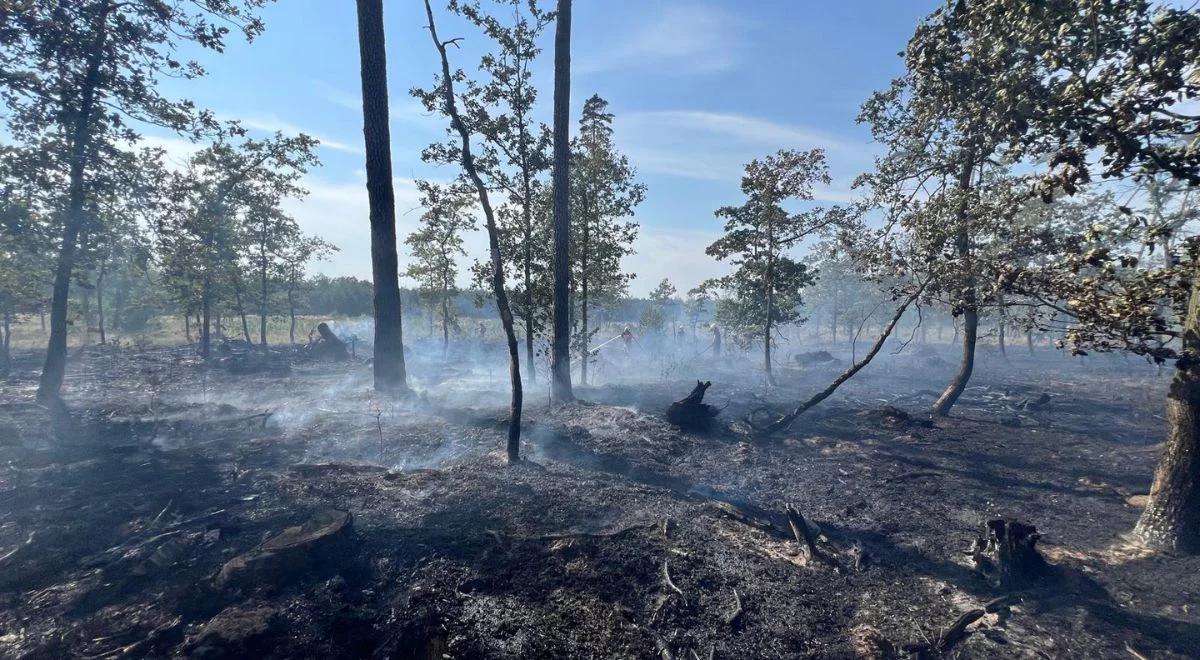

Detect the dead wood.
[
  {"left": 662, "top": 559, "right": 685, "bottom": 600},
  {"left": 903, "top": 594, "right": 1022, "bottom": 658},
  {"left": 971, "top": 519, "right": 1049, "bottom": 589},
  {"left": 308, "top": 322, "right": 349, "bottom": 361},
  {"left": 785, "top": 504, "right": 837, "bottom": 567},
  {"left": 217, "top": 508, "right": 352, "bottom": 588},
  {"left": 666, "top": 380, "right": 719, "bottom": 431},
  {"left": 723, "top": 588, "right": 744, "bottom": 627},
  {"left": 750, "top": 282, "right": 928, "bottom": 435}
]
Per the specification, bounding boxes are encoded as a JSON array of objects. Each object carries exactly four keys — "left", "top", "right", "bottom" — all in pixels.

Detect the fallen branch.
[
  {"left": 663, "top": 560, "right": 685, "bottom": 599},
  {"left": 723, "top": 588, "right": 744, "bottom": 627},
  {"left": 904, "top": 594, "right": 1022, "bottom": 658},
  {"left": 750, "top": 282, "right": 928, "bottom": 435}
]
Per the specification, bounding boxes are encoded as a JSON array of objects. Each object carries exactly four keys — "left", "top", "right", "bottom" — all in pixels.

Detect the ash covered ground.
[{"left": 1, "top": 333, "right": 1198, "bottom": 659}]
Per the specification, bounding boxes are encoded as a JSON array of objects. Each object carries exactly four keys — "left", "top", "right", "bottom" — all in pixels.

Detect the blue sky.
[{"left": 151, "top": 0, "right": 940, "bottom": 295}]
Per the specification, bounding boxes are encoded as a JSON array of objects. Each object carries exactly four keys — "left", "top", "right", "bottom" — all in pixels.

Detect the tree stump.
[
  {"left": 666, "top": 380, "right": 719, "bottom": 431},
  {"left": 310, "top": 322, "right": 350, "bottom": 361},
  {"left": 971, "top": 518, "right": 1048, "bottom": 588}
]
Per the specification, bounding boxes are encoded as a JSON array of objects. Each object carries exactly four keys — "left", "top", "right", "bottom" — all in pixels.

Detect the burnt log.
[
  {"left": 971, "top": 518, "right": 1048, "bottom": 589},
  {"left": 217, "top": 508, "right": 352, "bottom": 588},
  {"left": 666, "top": 380, "right": 719, "bottom": 431},
  {"left": 794, "top": 350, "right": 837, "bottom": 366}
]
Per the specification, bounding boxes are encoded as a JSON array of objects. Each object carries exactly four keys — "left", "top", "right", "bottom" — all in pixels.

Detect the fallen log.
[
  {"left": 666, "top": 380, "right": 719, "bottom": 431},
  {"left": 217, "top": 508, "right": 351, "bottom": 588}
]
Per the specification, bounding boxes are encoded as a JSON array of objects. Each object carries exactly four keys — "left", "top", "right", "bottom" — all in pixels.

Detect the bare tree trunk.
[
  {"left": 232, "top": 270, "right": 251, "bottom": 343},
  {"left": 0, "top": 308, "right": 11, "bottom": 378},
  {"left": 1135, "top": 265, "right": 1200, "bottom": 552},
  {"left": 426, "top": 0, "right": 523, "bottom": 462},
  {"left": 1026, "top": 329, "right": 1034, "bottom": 354},
  {"left": 442, "top": 289, "right": 450, "bottom": 352},
  {"left": 96, "top": 265, "right": 106, "bottom": 345},
  {"left": 357, "top": 0, "right": 408, "bottom": 393},
  {"left": 184, "top": 311, "right": 192, "bottom": 343},
  {"left": 580, "top": 221, "right": 589, "bottom": 387},
  {"left": 38, "top": 2, "right": 112, "bottom": 404},
  {"left": 81, "top": 285, "right": 92, "bottom": 347},
  {"left": 996, "top": 294, "right": 1007, "bottom": 359},
  {"left": 288, "top": 269, "right": 297, "bottom": 344},
  {"left": 200, "top": 274, "right": 212, "bottom": 360},
  {"left": 764, "top": 225, "right": 776, "bottom": 386},
  {"left": 259, "top": 252, "right": 269, "bottom": 346},
  {"left": 549, "top": 0, "right": 575, "bottom": 403},
  {"left": 933, "top": 156, "right": 977, "bottom": 417}
]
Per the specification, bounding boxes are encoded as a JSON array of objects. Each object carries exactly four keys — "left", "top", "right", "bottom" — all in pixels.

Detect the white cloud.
[
  {"left": 627, "top": 111, "right": 858, "bottom": 155},
  {"left": 618, "top": 109, "right": 868, "bottom": 204},
  {"left": 624, "top": 227, "right": 731, "bottom": 297},
  {"left": 577, "top": 4, "right": 748, "bottom": 75},
  {"left": 283, "top": 175, "right": 426, "bottom": 278},
  {"left": 235, "top": 114, "right": 363, "bottom": 155},
  {"left": 137, "top": 135, "right": 202, "bottom": 169}
]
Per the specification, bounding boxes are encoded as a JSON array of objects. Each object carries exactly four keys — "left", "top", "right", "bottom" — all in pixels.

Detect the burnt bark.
[
  {"left": 1135, "top": 265, "right": 1200, "bottom": 552},
  {"left": 356, "top": 0, "right": 409, "bottom": 393},
  {"left": 311, "top": 322, "right": 349, "bottom": 362},
  {"left": 971, "top": 519, "right": 1048, "bottom": 589},
  {"left": 425, "top": 0, "right": 523, "bottom": 462},
  {"left": 549, "top": 0, "right": 575, "bottom": 404},
  {"left": 666, "top": 380, "right": 718, "bottom": 431}
]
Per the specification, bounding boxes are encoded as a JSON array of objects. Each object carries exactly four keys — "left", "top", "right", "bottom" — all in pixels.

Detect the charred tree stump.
[
  {"left": 971, "top": 518, "right": 1048, "bottom": 589},
  {"left": 666, "top": 380, "right": 719, "bottom": 431},
  {"left": 310, "top": 322, "right": 350, "bottom": 361}
]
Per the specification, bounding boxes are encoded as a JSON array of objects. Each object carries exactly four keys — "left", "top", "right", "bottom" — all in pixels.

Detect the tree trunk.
[
  {"left": 260, "top": 251, "right": 269, "bottom": 346},
  {"left": 933, "top": 156, "right": 977, "bottom": 416},
  {"left": 184, "top": 311, "right": 192, "bottom": 343},
  {"left": 1134, "top": 265, "right": 1200, "bottom": 552},
  {"left": 200, "top": 274, "right": 212, "bottom": 360},
  {"left": 442, "top": 290, "right": 450, "bottom": 352},
  {"left": 934, "top": 308, "right": 977, "bottom": 416},
  {"left": 0, "top": 308, "right": 11, "bottom": 378},
  {"left": 996, "top": 295, "right": 1007, "bottom": 359},
  {"left": 357, "top": 0, "right": 408, "bottom": 393},
  {"left": 764, "top": 224, "right": 776, "bottom": 386},
  {"left": 580, "top": 222, "right": 589, "bottom": 387},
  {"left": 38, "top": 1, "right": 112, "bottom": 404},
  {"left": 288, "top": 270, "right": 297, "bottom": 344},
  {"left": 81, "top": 285, "right": 92, "bottom": 347},
  {"left": 96, "top": 265, "right": 106, "bottom": 345},
  {"left": 426, "top": 0, "right": 523, "bottom": 462},
  {"left": 549, "top": 0, "right": 575, "bottom": 403},
  {"left": 1026, "top": 329, "right": 1034, "bottom": 354},
  {"left": 233, "top": 271, "right": 252, "bottom": 343}
]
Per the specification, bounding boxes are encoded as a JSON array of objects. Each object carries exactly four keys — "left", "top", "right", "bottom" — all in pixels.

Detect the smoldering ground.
[{"left": 0, "top": 323, "right": 1198, "bottom": 659}]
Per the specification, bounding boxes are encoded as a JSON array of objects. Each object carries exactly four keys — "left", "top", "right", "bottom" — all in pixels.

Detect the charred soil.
[{"left": 0, "top": 341, "right": 1196, "bottom": 658}]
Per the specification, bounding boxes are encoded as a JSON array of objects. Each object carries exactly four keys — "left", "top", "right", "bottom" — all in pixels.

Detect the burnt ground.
[{"left": 0, "top": 339, "right": 1198, "bottom": 659}]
